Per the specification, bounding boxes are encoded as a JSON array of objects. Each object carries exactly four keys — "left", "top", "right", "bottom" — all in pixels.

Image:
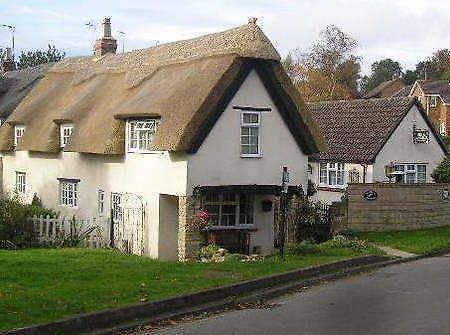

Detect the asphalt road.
[{"left": 146, "top": 255, "right": 450, "bottom": 335}]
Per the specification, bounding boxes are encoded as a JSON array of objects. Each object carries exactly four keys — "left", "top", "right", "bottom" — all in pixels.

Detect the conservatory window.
[
  {"left": 202, "top": 193, "right": 254, "bottom": 227},
  {"left": 127, "top": 119, "right": 159, "bottom": 153},
  {"left": 319, "top": 162, "right": 345, "bottom": 187}
]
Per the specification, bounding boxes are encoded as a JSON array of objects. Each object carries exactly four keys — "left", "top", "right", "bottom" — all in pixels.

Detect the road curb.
[
  {"left": 2, "top": 255, "right": 389, "bottom": 335},
  {"left": 5, "top": 248, "right": 450, "bottom": 335}
]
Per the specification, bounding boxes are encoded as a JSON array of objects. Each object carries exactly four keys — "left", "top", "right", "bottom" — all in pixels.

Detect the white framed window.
[
  {"left": 15, "top": 172, "right": 26, "bottom": 194},
  {"left": 394, "top": 164, "right": 427, "bottom": 184},
  {"left": 98, "top": 189, "right": 105, "bottom": 215},
  {"left": 127, "top": 119, "right": 159, "bottom": 153},
  {"left": 319, "top": 162, "right": 345, "bottom": 187},
  {"left": 0, "top": 118, "right": 4, "bottom": 126},
  {"left": 440, "top": 122, "right": 446, "bottom": 135},
  {"left": 14, "top": 125, "right": 25, "bottom": 147},
  {"left": 240, "top": 112, "right": 261, "bottom": 157},
  {"left": 60, "top": 124, "right": 74, "bottom": 148},
  {"left": 202, "top": 193, "right": 254, "bottom": 227},
  {"left": 430, "top": 95, "right": 438, "bottom": 107},
  {"left": 59, "top": 179, "right": 79, "bottom": 207}
]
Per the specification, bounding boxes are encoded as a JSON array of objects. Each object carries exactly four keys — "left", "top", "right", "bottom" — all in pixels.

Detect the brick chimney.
[
  {"left": 94, "top": 17, "right": 117, "bottom": 57},
  {"left": 2, "top": 47, "right": 16, "bottom": 72}
]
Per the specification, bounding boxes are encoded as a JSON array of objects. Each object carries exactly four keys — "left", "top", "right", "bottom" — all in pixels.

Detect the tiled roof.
[
  {"left": 416, "top": 80, "right": 450, "bottom": 104},
  {"left": 363, "top": 78, "right": 405, "bottom": 99},
  {"left": 0, "top": 63, "right": 52, "bottom": 118},
  {"left": 307, "top": 97, "right": 421, "bottom": 163}
]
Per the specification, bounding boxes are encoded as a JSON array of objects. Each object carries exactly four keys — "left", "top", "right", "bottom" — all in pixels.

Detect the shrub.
[
  {"left": 294, "top": 199, "right": 332, "bottom": 243},
  {"left": 324, "top": 234, "right": 370, "bottom": 251},
  {"left": 432, "top": 156, "right": 450, "bottom": 183},
  {"left": 287, "top": 240, "right": 320, "bottom": 256},
  {"left": 0, "top": 194, "right": 57, "bottom": 248}
]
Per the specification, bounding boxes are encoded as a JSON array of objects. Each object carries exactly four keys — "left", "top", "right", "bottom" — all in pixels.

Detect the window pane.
[
  {"left": 243, "top": 114, "right": 251, "bottom": 124},
  {"left": 241, "top": 127, "right": 249, "bottom": 136},
  {"left": 329, "top": 171, "right": 337, "bottom": 185}
]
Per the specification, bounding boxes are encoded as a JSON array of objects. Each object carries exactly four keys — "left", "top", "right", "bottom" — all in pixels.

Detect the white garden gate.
[{"left": 111, "top": 192, "right": 146, "bottom": 255}]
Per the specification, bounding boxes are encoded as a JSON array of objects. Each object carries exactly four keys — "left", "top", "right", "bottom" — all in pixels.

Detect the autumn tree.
[
  {"left": 283, "top": 25, "right": 361, "bottom": 102},
  {"left": 16, "top": 44, "right": 65, "bottom": 70}
]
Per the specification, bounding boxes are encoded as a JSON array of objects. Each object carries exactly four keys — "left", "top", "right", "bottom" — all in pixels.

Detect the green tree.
[
  {"left": 360, "top": 58, "right": 403, "bottom": 94},
  {"left": 283, "top": 25, "right": 361, "bottom": 102},
  {"left": 402, "top": 69, "right": 418, "bottom": 85},
  {"left": 431, "top": 156, "right": 450, "bottom": 183},
  {"left": 16, "top": 44, "right": 65, "bottom": 70}
]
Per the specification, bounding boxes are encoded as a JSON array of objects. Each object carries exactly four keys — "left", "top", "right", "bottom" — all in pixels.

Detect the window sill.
[
  {"left": 317, "top": 186, "right": 346, "bottom": 192},
  {"left": 205, "top": 225, "right": 257, "bottom": 231},
  {"left": 127, "top": 150, "right": 165, "bottom": 154},
  {"left": 240, "top": 154, "right": 263, "bottom": 159}
]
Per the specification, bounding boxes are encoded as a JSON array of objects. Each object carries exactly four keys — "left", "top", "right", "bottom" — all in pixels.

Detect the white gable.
[
  {"left": 373, "top": 104, "right": 446, "bottom": 182},
  {"left": 187, "top": 69, "right": 308, "bottom": 193}
]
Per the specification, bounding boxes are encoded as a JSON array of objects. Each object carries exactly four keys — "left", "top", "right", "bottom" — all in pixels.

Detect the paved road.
[{"left": 147, "top": 255, "right": 450, "bottom": 335}]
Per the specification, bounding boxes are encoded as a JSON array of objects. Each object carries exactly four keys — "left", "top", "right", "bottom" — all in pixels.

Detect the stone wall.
[
  {"left": 345, "top": 183, "right": 450, "bottom": 231},
  {"left": 177, "top": 196, "right": 205, "bottom": 261}
]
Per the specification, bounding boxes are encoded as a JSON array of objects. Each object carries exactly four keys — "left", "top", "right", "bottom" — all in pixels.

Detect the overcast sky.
[{"left": 0, "top": 0, "right": 449, "bottom": 75}]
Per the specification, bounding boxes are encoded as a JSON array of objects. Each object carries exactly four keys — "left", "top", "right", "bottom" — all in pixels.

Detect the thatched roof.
[{"left": 0, "top": 22, "right": 325, "bottom": 155}]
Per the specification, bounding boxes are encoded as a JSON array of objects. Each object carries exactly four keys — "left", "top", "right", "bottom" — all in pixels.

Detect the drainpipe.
[{"left": 361, "top": 164, "right": 367, "bottom": 183}]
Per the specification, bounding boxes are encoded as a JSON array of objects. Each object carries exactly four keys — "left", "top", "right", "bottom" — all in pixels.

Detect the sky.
[{"left": 0, "top": 0, "right": 449, "bottom": 75}]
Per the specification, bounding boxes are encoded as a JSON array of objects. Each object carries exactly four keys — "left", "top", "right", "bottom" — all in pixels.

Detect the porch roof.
[{"left": 193, "top": 184, "right": 304, "bottom": 196}]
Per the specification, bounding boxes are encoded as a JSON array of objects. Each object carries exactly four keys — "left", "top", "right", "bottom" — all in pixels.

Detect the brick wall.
[
  {"left": 345, "top": 183, "right": 450, "bottom": 231},
  {"left": 177, "top": 196, "right": 205, "bottom": 261}
]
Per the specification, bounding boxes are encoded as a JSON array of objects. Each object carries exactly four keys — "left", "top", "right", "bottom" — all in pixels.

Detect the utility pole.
[
  {"left": 280, "top": 166, "right": 289, "bottom": 259},
  {"left": 0, "top": 24, "right": 15, "bottom": 59},
  {"left": 117, "top": 31, "right": 126, "bottom": 53}
]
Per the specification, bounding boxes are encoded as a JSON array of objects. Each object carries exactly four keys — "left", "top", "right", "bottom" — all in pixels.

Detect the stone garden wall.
[{"left": 344, "top": 183, "right": 450, "bottom": 231}]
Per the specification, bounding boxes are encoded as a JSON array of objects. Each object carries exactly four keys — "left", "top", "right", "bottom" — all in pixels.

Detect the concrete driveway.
[{"left": 146, "top": 255, "right": 450, "bottom": 335}]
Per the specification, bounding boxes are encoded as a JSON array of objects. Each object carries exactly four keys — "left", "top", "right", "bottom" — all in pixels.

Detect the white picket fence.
[{"left": 30, "top": 215, "right": 111, "bottom": 248}]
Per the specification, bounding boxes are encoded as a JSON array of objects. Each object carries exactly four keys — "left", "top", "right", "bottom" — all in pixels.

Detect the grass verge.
[
  {"left": 355, "top": 225, "right": 450, "bottom": 255},
  {"left": 0, "top": 245, "right": 379, "bottom": 331}
]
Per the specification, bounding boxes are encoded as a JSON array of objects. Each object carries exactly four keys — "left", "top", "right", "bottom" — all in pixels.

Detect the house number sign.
[{"left": 363, "top": 189, "right": 378, "bottom": 201}]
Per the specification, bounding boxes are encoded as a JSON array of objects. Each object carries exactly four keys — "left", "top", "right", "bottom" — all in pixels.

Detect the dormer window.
[
  {"left": 127, "top": 119, "right": 159, "bottom": 153},
  {"left": 14, "top": 125, "right": 25, "bottom": 147},
  {"left": 60, "top": 124, "right": 74, "bottom": 148}
]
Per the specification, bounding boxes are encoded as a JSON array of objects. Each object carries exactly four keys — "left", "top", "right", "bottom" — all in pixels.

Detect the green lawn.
[
  {"left": 0, "top": 246, "right": 379, "bottom": 331},
  {"left": 355, "top": 225, "right": 450, "bottom": 254}
]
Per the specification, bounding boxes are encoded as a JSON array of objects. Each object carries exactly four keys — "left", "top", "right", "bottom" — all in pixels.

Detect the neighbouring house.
[
  {"left": 363, "top": 77, "right": 406, "bottom": 99},
  {"left": 0, "top": 18, "right": 325, "bottom": 260},
  {"left": 409, "top": 80, "right": 450, "bottom": 135},
  {"left": 0, "top": 50, "right": 52, "bottom": 126},
  {"left": 307, "top": 97, "right": 448, "bottom": 203}
]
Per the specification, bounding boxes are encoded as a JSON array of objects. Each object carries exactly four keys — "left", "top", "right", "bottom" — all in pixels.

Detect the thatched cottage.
[{"left": 0, "top": 19, "right": 325, "bottom": 260}]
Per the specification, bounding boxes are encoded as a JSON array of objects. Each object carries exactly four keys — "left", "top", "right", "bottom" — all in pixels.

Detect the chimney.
[
  {"left": 2, "top": 47, "right": 16, "bottom": 72},
  {"left": 94, "top": 17, "right": 117, "bottom": 57}
]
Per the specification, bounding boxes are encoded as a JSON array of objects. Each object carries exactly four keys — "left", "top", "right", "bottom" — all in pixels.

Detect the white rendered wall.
[
  {"left": 309, "top": 161, "right": 374, "bottom": 203},
  {"left": 187, "top": 70, "right": 309, "bottom": 191},
  {"left": 372, "top": 105, "right": 446, "bottom": 182},
  {"left": 187, "top": 70, "right": 310, "bottom": 255},
  {"left": 1, "top": 150, "right": 188, "bottom": 258}
]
